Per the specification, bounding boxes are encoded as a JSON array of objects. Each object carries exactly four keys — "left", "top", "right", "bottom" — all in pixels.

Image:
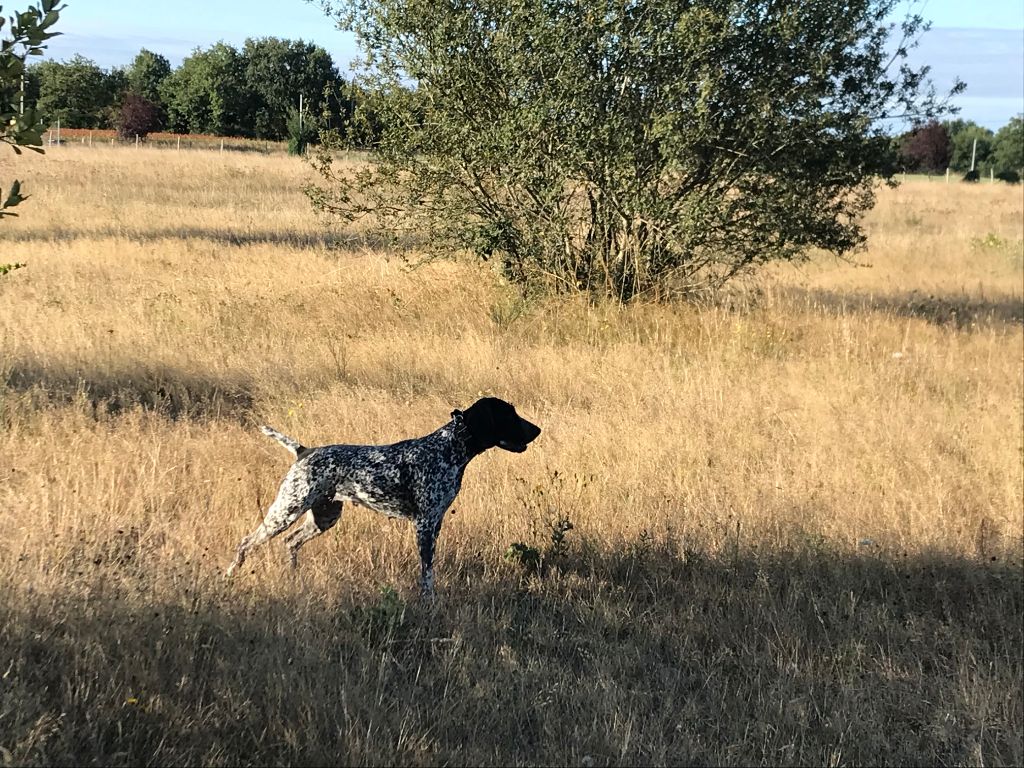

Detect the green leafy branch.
[{"left": 1, "top": 0, "right": 64, "bottom": 222}]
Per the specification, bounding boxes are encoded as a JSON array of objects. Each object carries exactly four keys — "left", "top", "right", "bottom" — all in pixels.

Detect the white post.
[
  {"left": 945, "top": 167, "right": 949, "bottom": 184},
  {"left": 990, "top": 167, "right": 994, "bottom": 183},
  {"left": 135, "top": 134, "right": 139, "bottom": 148},
  {"left": 220, "top": 138, "right": 224, "bottom": 152},
  {"left": 48, "top": 129, "right": 52, "bottom": 146},
  {"left": 56, "top": 117, "right": 60, "bottom": 145},
  {"left": 177, "top": 135, "right": 181, "bottom": 151},
  {"left": 970, "top": 138, "right": 977, "bottom": 172},
  {"left": 89, "top": 131, "right": 93, "bottom": 147}
]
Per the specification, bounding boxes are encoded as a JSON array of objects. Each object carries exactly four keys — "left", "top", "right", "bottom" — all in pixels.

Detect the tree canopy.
[
  {"left": 992, "top": 116, "right": 1023, "bottom": 175},
  {"left": 311, "top": 0, "right": 965, "bottom": 300},
  {"left": 34, "top": 53, "right": 121, "bottom": 128},
  {"left": 242, "top": 37, "right": 340, "bottom": 139},
  {"left": 161, "top": 42, "right": 248, "bottom": 136}
]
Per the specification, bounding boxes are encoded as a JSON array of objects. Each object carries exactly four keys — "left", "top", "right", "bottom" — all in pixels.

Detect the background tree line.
[
  {"left": 21, "top": 38, "right": 363, "bottom": 143},
  {"left": 898, "top": 117, "right": 1024, "bottom": 182}
]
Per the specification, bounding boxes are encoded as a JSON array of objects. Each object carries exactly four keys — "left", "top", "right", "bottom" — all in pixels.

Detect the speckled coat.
[{"left": 226, "top": 397, "right": 541, "bottom": 595}]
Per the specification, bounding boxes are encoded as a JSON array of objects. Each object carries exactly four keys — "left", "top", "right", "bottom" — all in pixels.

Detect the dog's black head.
[{"left": 453, "top": 397, "right": 541, "bottom": 457}]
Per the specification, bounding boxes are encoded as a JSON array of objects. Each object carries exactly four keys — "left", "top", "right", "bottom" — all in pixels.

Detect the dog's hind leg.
[
  {"left": 226, "top": 490, "right": 312, "bottom": 577},
  {"left": 283, "top": 498, "right": 343, "bottom": 569}
]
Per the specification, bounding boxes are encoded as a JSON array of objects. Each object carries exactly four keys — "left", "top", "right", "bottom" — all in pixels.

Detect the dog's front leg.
[{"left": 414, "top": 513, "right": 445, "bottom": 597}]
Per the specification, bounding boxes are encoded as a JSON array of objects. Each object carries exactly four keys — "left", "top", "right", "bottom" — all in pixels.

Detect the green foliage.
[
  {"left": 944, "top": 120, "right": 994, "bottom": 173},
  {"left": 992, "top": 115, "right": 1023, "bottom": 175},
  {"left": 1, "top": 0, "right": 63, "bottom": 227},
  {"left": 994, "top": 169, "right": 1020, "bottom": 185},
  {"left": 503, "top": 515, "right": 575, "bottom": 579},
  {"left": 971, "top": 233, "right": 1010, "bottom": 251},
  {"left": 126, "top": 48, "right": 170, "bottom": 104},
  {"left": 242, "top": 37, "right": 340, "bottom": 140},
  {"left": 158, "top": 39, "right": 350, "bottom": 140},
  {"left": 504, "top": 470, "right": 582, "bottom": 578},
  {"left": 312, "top": 0, "right": 961, "bottom": 301},
  {"left": 503, "top": 542, "right": 542, "bottom": 575},
  {"left": 35, "top": 54, "right": 120, "bottom": 128},
  {"left": 351, "top": 585, "right": 407, "bottom": 644},
  {"left": 161, "top": 43, "right": 248, "bottom": 136},
  {"left": 125, "top": 48, "right": 170, "bottom": 127},
  {"left": 11, "top": 36, "right": 360, "bottom": 144},
  {"left": 286, "top": 106, "right": 317, "bottom": 155}
]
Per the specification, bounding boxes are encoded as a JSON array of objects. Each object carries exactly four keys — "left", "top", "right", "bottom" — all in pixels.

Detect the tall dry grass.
[{"left": 1, "top": 145, "right": 1022, "bottom": 766}]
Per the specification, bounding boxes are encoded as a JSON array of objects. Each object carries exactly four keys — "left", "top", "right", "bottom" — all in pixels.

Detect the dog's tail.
[{"left": 260, "top": 425, "right": 311, "bottom": 459}]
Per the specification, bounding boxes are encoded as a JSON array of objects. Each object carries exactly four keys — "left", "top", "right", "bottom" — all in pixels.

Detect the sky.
[{"left": 35, "top": 0, "right": 1024, "bottom": 130}]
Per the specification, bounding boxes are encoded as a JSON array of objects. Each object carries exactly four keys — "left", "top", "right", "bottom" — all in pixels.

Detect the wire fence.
[{"left": 47, "top": 126, "right": 290, "bottom": 155}]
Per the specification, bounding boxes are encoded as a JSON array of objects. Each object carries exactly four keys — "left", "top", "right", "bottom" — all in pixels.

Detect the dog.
[{"left": 226, "top": 397, "right": 541, "bottom": 595}]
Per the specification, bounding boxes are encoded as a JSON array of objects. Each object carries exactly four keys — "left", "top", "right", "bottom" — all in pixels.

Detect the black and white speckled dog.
[{"left": 226, "top": 397, "right": 541, "bottom": 595}]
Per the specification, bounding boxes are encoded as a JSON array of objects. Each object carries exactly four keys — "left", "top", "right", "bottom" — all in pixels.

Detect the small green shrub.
[
  {"left": 971, "top": 233, "right": 1008, "bottom": 251},
  {"left": 503, "top": 543, "right": 542, "bottom": 576},
  {"left": 286, "top": 108, "right": 317, "bottom": 156},
  {"left": 352, "top": 585, "right": 406, "bottom": 643}
]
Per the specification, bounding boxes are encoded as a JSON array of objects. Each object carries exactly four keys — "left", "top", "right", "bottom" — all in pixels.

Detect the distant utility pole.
[
  {"left": 970, "top": 138, "right": 977, "bottom": 172},
  {"left": 299, "top": 93, "right": 304, "bottom": 134}
]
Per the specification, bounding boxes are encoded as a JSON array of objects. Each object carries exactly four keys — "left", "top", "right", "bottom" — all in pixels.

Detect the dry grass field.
[{"left": 1, "top": 146, "right": 1022, "bottom": 766}]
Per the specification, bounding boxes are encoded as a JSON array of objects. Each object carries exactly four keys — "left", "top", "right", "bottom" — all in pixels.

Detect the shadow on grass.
[
  {"left": 1, "top": 540, "right": 1020, "bottom": 766},
  {"left": 0, "top": 225, "right": 425, "bottom": 253},
  {"left": 781, "top": 286, "right": 1024, "bottom": 329},
  {"left": 1, "top": 360, "right": 254, "bottom": 422}
]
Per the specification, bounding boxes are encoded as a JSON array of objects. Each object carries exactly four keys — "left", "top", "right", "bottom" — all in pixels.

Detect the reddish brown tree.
[
  {"left": 899, "top": 121, "right": 952, "bottom": 174},
  {"left": 115, "top": 93, "right": 161, "bottom": 141}
]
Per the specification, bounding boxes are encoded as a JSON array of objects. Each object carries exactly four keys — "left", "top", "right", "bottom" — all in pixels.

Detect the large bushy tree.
[
  {"left": 126, "top": 48, "right": 170, "bottom": 102},
  {"left": 161, "top": 42, "right": 250, "bottom": 135},
  {"left": 35, "top": 53, "right": 120, "bottom": 127},
  {"left": 311, "top": 0, "right": 962, "bottom": 300},
  {"left": 992, "top": 115, "right": 1023, "bottom": 175},
  {"left": 125, "top": 48, "right": 171, "bottom": 127},
  {"left": 944, "top": 119, "right": 994, "bottom": 173},
  {"left": 241, "top": 37, "right": 340, "bottom": 140}
]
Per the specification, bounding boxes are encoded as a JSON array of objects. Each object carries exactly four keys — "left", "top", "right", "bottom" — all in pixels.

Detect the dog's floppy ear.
[{"left": 461, "top": 399, "right": 500, "bottom": 451}]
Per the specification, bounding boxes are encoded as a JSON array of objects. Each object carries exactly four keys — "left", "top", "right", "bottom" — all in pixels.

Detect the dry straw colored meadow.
[{"left": 1, "top": 146, "right": 1022, "bottom": 766}]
